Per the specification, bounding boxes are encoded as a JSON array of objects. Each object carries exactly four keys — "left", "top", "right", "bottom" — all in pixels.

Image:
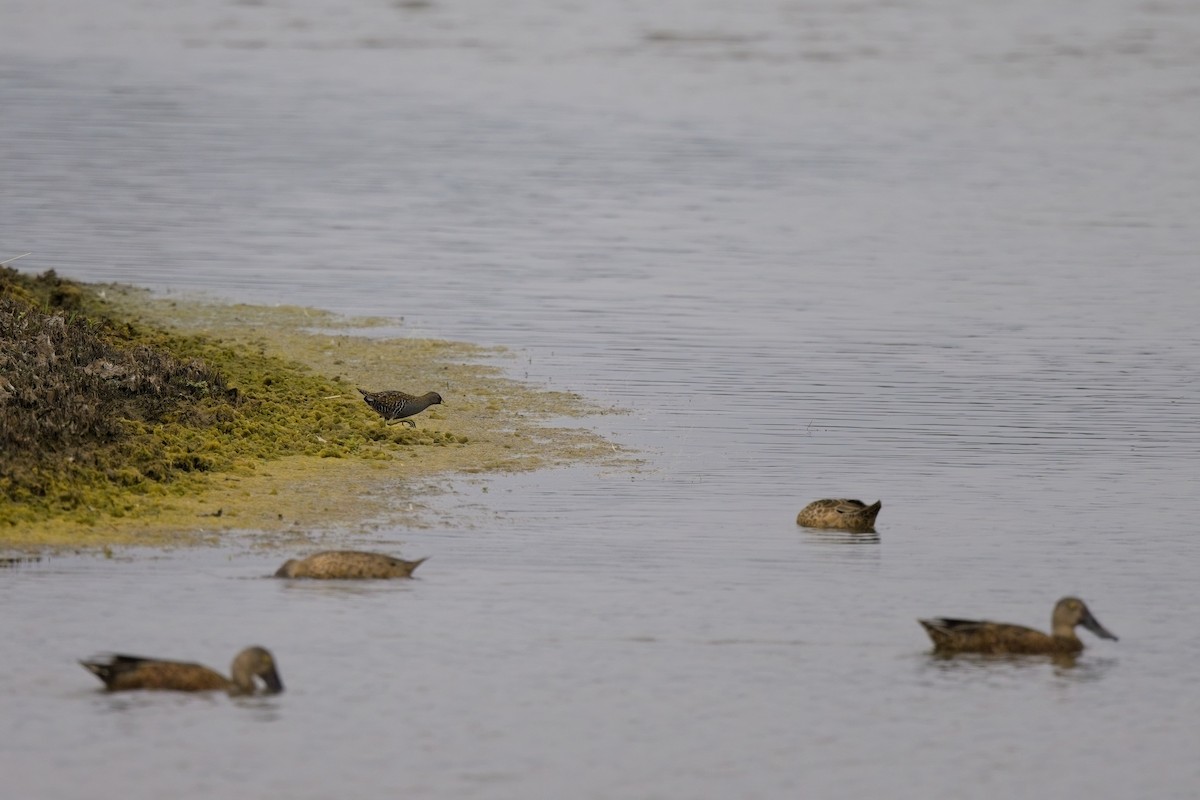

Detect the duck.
[
  {"left": 918, "top": 596, "right": 1118, "bottom": 655},
  {"left": 80, "top": 646, "right": 283, "bottom": 694},
  {"left": 274, "top": 550, "right": 427, "bottom": 579},
  {"left": 795, "top": 498, "right": 881, "bottom": 532}
]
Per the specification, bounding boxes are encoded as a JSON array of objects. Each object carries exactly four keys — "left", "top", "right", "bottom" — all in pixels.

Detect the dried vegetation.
[{"left": 2, "top": 269, "right": 240, "bottom": 523}]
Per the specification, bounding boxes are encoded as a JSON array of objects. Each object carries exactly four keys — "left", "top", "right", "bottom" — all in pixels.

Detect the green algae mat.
[{"left": 0, "top": 268, "right": 625, "bottom": 549}]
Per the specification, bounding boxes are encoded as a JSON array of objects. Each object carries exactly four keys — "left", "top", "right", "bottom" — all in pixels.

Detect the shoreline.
[{"left": 0, "top": 272, "right": 629, "bottom": 550}]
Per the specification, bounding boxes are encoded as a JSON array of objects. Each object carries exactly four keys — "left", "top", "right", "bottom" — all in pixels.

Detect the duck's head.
[
  {"left": 1053, "top": 597, "right": 1118, "bottom": 641},
  {"left": 231, "top": 646, "right": 284, "bottom": 695}
]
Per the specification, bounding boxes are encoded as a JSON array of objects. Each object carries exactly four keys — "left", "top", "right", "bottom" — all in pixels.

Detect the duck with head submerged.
[
  {"left": 796, "top": 498, "right": 882, "bottom": 532},
  {"left": 80, "top": 646, "right": 283, "bottom": 694},
  {"left": 919, "top": 596, "right": 1118, "bottom": 655},
  {"left": 275, "top": 550, "right": 427, "bottom": 579}
]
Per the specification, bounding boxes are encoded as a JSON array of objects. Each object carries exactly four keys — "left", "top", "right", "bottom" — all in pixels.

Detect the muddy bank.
[{"left": 0, "top": 269, "right": 627, "bottom": 549}]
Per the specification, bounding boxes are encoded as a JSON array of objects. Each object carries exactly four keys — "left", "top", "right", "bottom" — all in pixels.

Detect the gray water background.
[{"left": 2, "top": 0, "right": 1199, "bottom": 797}]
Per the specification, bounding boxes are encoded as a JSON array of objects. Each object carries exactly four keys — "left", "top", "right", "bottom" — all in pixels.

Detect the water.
[{"left": 3, "top": 1, "right": 1200, "bottom": 797}]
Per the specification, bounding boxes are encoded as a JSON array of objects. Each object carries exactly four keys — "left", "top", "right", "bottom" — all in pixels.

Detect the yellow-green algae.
[{"left": 1, "top": 270, "right": 628, "bottom": 550}]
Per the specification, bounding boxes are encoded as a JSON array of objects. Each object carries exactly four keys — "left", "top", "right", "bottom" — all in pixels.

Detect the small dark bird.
[
  {"left": 918, "top": 597, "right": 1118, "bottom": 655},
  {"left": 796, "top": 498, "right": 882, "bottom": 532},
  {"left": 275, "top": 550, "right": 428, "bottom": 579},
  {"left": 80, "top": 646, "right": 283, "bottom": 695},
  {"left": 357, "top": 388, "right": 443, "bottom": 427}
]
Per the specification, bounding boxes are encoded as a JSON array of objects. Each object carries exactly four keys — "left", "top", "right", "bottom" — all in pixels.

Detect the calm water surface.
[{"left": 2, "top": 1, "right": 1199, "bottom": 798}]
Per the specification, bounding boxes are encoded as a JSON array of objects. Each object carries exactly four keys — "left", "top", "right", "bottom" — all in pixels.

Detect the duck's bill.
[
  {"left": 260, "top": 668, "right": 285, "bottom": 694},
  {"left": 1082, "top": 609, "right": 1118, "bottom": 641}
]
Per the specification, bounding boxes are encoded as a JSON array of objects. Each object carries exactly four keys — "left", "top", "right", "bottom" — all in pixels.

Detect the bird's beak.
[
  {"left": 260, "top": 667, "right": 285, "bottom": 694},
  {"left": 1081, "top": 608, "right": 1118, "bottom": 641}
]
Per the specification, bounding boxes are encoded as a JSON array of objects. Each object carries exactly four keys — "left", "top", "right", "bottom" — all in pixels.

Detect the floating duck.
[
  {"left": 274, "top": 550, "right": 427, "bottom": 579},
  {"left": 918, "top": 596, "right": 1118, "bottom": 655},
  {"left": 796, "top": 498, "right": 882, "bottom": 532},
  {"left": 81, "top": 646, "right": 283, "bottom": 694}
]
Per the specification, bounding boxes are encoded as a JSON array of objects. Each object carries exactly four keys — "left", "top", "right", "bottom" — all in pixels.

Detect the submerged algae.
[{"left": 1, "top": 271, "right": 626, "bottom": 549}]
